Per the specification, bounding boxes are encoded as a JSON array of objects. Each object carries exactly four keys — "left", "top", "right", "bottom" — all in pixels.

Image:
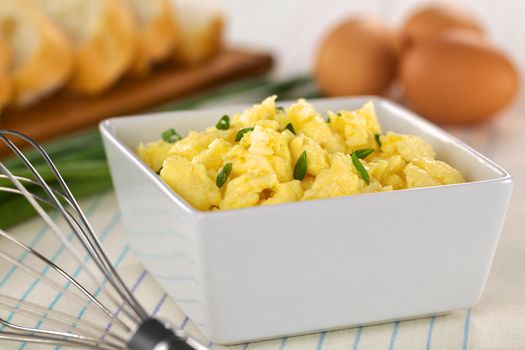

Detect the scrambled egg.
[{"left": 137, "top": 97, "right": 465, "bottom": 211}]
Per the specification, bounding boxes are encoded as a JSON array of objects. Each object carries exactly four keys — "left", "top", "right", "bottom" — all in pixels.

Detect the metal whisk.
[{"left": 0, "top": 130, "right": 208, "bottom": 350}]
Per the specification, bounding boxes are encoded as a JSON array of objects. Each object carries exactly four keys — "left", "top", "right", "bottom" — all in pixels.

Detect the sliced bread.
[
  {"left": 126, "top": 0, "right": 178, "bottom": 74},
  {"left": 0, "top": 0, "right": 73, "bottom": 106},
  {"left": 31, "top": 0, "right": 137, "bottom": 95},
  {"left": 171, "top": 0, "right": 224, "bottom": 65}
]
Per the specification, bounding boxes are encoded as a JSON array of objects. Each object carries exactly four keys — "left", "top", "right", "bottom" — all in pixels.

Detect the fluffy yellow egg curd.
[{"left": 137, "top": 97, "right": 464, "bottom": 211}]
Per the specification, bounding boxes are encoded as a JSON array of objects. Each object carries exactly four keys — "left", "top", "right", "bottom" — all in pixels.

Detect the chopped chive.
[
  {"left": 293, "top": 151, "right": 307, "bottom": 180},
  {"left": 276, "top": 106, "right": 285, "bottom": 113},
  {"left": 235, "top": 127, "right": 255, "bottom": 141},
  {"left": 161, "top": 128, "right": 182, "bottom": 143},
  {"left": 351, "top": 152, "right": 369, "bottom": 185},
  {"left": 337, "top": 112, "right": 342, "bottom": 116},
  {"left": 284, "top": 123, "right": 296, "bottom": 134},
  {"left": 327, "top": 117, "right": 331, "bottom": 123},
  {"left": 216, "top": 163, "right": 233, "bottom": 188},
  {"left": 216, "top": 115, "right": 230, "bottom": 130},
  {"left": 156, "top": 166, "right": 163, "bottom": 175},
  {"left": 354, "top": 148, "right": 374, "bottom": 159},
  {"left": 375, "top": 133, "right": 382, "bottom": 148}
]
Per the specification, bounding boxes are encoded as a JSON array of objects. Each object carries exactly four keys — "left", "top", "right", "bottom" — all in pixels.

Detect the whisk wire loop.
[
  {"left": 0, "top": 130, "right": 208, "bottom": 349},
  {"left": 0, "top": 228, "right": 131, "bottom": 332},
  {"left": 0, "top": 331, "right": 121, "bottom": 349},
  {"left": 0, "top": 316, "right": 123, "bottom": 349},
  {"left": 0, "top": 131, "right": 148, "bottom": 321},
  {"left": 0, "top": 174, "right": 142, "bottom": 326},
  {"left": 0, "top": 294, "right": 128, "bottom": 346}
]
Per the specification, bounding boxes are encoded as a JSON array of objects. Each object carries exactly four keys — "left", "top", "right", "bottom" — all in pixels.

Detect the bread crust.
[
  {"left": 174, "top": 13, "right": 223, "bottom": 65},
  {"left": 130, "top": 0, "right": 178, "bottom": 74},
  {"left": 68, "top": 0, "right": 137, "bottom": 95},
  {"left": 1, "top": 0, "right": 73, "bottom": 106}
]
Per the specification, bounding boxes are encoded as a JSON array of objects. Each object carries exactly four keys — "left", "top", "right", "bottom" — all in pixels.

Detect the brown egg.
[
  {"left": 314, "top": 17, "right": 398, "bottom": 96},
  {"left": 401, "top": 5, "right": 484, "bottom": 50},
  {"left": 400, "top": 31, "right": 519, "bottom": 124}
]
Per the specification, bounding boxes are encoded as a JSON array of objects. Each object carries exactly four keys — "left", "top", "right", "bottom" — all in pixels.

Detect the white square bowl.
[{"left": 100, "top": 97, "right": 512, "bottom": 344}]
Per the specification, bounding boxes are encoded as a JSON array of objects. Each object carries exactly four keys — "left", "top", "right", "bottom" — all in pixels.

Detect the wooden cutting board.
[{"left": 0, "top": 48, "right": 273, "bottom": 154}]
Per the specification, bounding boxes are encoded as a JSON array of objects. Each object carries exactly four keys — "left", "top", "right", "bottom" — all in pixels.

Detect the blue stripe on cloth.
[
  {"left": 352, "top": 327, "right": 363, "bottom": 350},
  {"left": 54, "top": 244, "right": 130, "bottom": 350},
  {"left": 388, "top": 321, "right": 400, "bottom": 350},
  {"left": 180, "top": 316, "right": 190, "bottom": 330},
  {"left": 316, "top": 332, "right": 326, "bottom": 350},
  {"left": 18, "top": 209, "right": 120, "bottom": 350},
  {"left": 45, "top": 213, "right": 119, "bottom": 311},
  {"left": 149, "top": 290, "right": 201, "bottom": 345},
  {"left": 278, "top": 337, "right": 288, "bottom": 350},
  {"left": 102, "top": 269, "right": 148, "bottom": 338},
  {"left": 76, "top": 245, "right": 130, "bottom": 319},
  {"left": 152, "top": 293, "right": 168, "bottom": 316},
  {"left": 0, "top": 194, "right": 106, "bottom": 331},
  {"left": 242, "top": 343, "right": 249, "bottom": 350},
  {"left": 426, "top": 316, "right": 436, "bottom": 350},
  {"left": 0, "top": 192, "right": 105, "bottom": 288},
  {"left": 0, "top": 214, "right": 53, "bottom": 288},
  {"left": 462, "top": 308, "right": 472, "bottom": 350}
]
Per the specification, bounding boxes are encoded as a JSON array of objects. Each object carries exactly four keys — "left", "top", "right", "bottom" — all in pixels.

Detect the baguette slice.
[
  {"left": 0, "top": 40, "right": 12, "bottom": 113},
  {"left": 126, "top": 0, "right": 178, "bottom": 74},
  {"left": 171, "top": 0, "right": 224, "bottom": 65},
  {"left": 0, "top": 0, "right": 73, "bottom": 106},
  {"left": 31, "top": 0, "right": 137, "bottom": 95}
]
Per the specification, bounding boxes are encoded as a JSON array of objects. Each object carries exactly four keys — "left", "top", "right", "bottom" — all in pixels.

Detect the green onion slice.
[
  {"left": 284, "top": 123, "right": 296, "bottom": 134},
  {"left": 293, "top": 151, "right": 307, "bottom": 181},
  {"left": 161, "top": 128, "right": 182, "bottom": 143},
  {"left": 235, "top": 127, "right": 255, "bottom": 142},
  {"left": 351, "top": 152, "right": 369, "bottom": 185},
  {"left": 216, "top": 115, "right": 230, "bottom": 130},
  {"left": 375, "top": 133, "right": 382, "bottom": 148},
  {"left": 216, "top": 163, "right": 233, "bottom": 188},
  {"left": 354, "top": 148, "right": 374, "bottom": 159}
]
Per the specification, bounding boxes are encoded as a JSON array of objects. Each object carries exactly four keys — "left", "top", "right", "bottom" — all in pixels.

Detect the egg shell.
[
  {"left": 314, "top": 16, "right": 398, "bottom": 96},
  {"left": 400, "top": 31, "right": 519, "bottom": 124},
  {"left": 401, "top": 5, "right": 484, "bottom": 50}
]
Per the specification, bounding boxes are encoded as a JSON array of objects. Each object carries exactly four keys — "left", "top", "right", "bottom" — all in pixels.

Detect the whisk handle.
[{"left": 127, "top": 318, "right": 201, "bottom": 350}]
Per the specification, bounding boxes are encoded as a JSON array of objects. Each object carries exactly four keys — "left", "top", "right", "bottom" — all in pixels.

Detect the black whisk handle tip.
[{"left": 127, "top": 318, "right": 197, "bottom": 350}]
